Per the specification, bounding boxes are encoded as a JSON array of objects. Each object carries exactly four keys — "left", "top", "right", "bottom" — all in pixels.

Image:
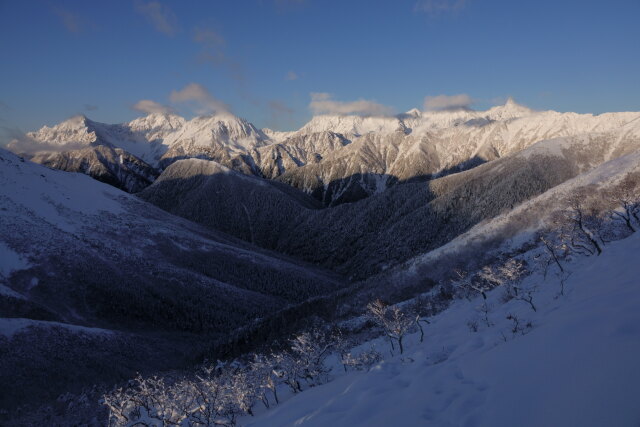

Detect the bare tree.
[
  {"left": 479, "top": 259, "right": 537, "bottom": 311},
  {"left": 272, "top": 351, "right": 302, "bottom": 394},
  {"left": 414, "top": 314, "right": 431, "bottom": 343},
  {"left": 249, "top": 354, "right": 280, "bottom": 407},
  {"left": 607, "top": 173, "right": 640, "bottom": 233},
  {"left": 272, "top": 328, "right": 335, "bottom": 394},
  {"left": 453, "top": 268, "right": 491, "bottom": 300},
  {"left": 367, "top": 299, "right": 413, "bottom": 355},
  {"left": 554, "top": 191, "right": 604, "bottom": 256},
  {"left": 539, "top": 234, "right": 566, "bottom": 276},
  {"left": 538, "top": 231, "right": 573, "bottom": 296},
  {"left": 478, "top": 301, "right": 493, "bottom": 327},
  {"left": 479, "top": 259, "right": 525, "bottom": 298}
]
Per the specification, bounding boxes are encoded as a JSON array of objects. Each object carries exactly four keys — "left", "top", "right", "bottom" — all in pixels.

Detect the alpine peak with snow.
[{"left": 2, "top": 0, "right": 640, "bottom": 425}]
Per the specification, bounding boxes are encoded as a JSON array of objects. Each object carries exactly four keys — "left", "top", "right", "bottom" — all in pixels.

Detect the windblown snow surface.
[{"left": 246, "top": 232, "right": 640, "bottom": 427}]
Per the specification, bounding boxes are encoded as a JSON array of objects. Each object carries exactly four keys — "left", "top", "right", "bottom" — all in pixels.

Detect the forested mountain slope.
[{"left": 139, "top": 126, "right": 640, "bottom": 280}]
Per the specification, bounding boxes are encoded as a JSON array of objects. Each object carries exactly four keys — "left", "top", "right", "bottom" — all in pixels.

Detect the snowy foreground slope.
[{"left": 248, "top": 233, "right": 640, "bottom": 427}]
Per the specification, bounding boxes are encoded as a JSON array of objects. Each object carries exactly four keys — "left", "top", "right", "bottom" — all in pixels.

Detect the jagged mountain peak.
[
  {"left": 26, "top": 114, "right": 102, "bottom": 148},
  {"left": 186, "top": 112, "right": 263, "bottom": 135},
  {"left": 128, "top": 113, "right": 186, "bottom": 131},
  {"left": 485, "top": 97, "right": 534, "bottom": 120},
  {"left": 299, "top": 114, "right": 402, "bottom": 136},
  {"left": 403, "top": 108, "right": 422, "bottom": 117}
]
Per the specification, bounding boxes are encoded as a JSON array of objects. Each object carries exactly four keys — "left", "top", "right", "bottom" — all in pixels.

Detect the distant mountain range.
[{"left": 9, "top": 99, "right": 640, "bottom": 203}]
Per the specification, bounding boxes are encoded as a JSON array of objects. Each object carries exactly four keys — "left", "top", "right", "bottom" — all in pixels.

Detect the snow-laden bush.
[
  {"left": 103, "top": 368, "right": 248, "bottom": 426},
  {"left": 341, "top": 347, "right": 383, "bottom": 371}
]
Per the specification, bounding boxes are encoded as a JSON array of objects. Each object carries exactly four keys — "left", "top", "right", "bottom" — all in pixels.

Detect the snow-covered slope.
[
  {"left": 394, "top": 147, "right": 640, "bottom": 288},
  {"left": 138, "top": 158, "right": 320, "bottom": 248},
  {"left": 0, "top": 147, "right": 344, "bottom": 411},
  {"left": 248, "top": 231, "right": 640, "bottom": 427}
]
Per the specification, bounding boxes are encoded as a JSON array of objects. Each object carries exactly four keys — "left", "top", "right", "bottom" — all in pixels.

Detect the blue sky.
[{"left": 0, "top": 0, "right": 639, "bottom": 141}]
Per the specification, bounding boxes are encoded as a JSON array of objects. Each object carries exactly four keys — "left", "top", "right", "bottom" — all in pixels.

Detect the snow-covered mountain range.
[{"left": 10, "top": 99, "right": 640, "bottom": 202}]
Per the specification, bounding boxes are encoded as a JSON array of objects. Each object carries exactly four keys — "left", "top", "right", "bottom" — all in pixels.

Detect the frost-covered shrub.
[
  {"left": 367, "top": 299, "right": 413, "bottom": 354},
  {"left": 341, "top": 347, "right": 383, "bottom": 371}
]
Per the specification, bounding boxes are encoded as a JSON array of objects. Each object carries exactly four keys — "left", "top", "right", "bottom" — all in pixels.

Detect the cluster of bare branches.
[
  {"left": 539, "top": 175, "right": 640, "bottom": 293},
  {"left": 102, "top": 324, "right": 386, "bottom": 426},
  {"left": 366, "top": 299, "right": 431, "bottom": 354}
]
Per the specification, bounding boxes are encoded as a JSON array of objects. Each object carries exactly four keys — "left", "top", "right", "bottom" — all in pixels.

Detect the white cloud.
[
  {"left": 192, "top": 27, "right": 247, "bottom": 84},
  {"left": 414, "top": 0, "right": 467, "bottom": 16},
  {"left": 53, "top": 7, "right": 95, "bottom": 33},
  {"left": 169, "top": 83, "right": 229, "bottom": 115},
  {"left": 193, "top": 27, "right": 225, "bottom": 51},
  {"left": 132, "top": 100, "right": 174, "bottom": 115},
  {"left": 5, "top": 127, "right": 87, "bottom": 155},
  {"left": 309, "top": 93, "right": 394, "bottom": 116},
  {"left": 285, "top": 71, "right": 299, "bottom": 81},
  {"left": 135, "top": 1, "right": 179, "bottom": 36},
  {"left": 423, "top": 94, "right": 474, "bottom": 111}
]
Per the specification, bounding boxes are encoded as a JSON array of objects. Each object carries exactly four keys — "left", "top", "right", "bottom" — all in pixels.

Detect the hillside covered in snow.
[
  {"left": 247, "top": 228, "right": 640, "bottom": 427},
  {"left": 0, "top": 148, "right": 344, "bottom": 413}
]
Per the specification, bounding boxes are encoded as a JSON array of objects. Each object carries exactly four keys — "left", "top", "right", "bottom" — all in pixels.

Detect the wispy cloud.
[
  {"left": 132, "top": 99, "right": 174, "bottom": 115},
  {"left": 135, "top": 1, "right": 179, "bottom": 36},
  {"left": 53, "top": 7, "right": 87, "bottom": 33},
  {"left": 268, "top": 100, "right": 294, "bottom": 114},
  {"left": 414, "top": 0, "right": 467, "bottom": 16},
  {"left": 192, "top": 27, "right": 247, "bottom": 84},
  {"left": 193, "top": 27, "right": 226, "bottom": 63},
  {"left": 0, "top": 126, "right": 21, "bottom": 147},
  {"left": 285, "top": 71, "right": 299, "bottom": 81},
  {"left": 169, "top": 83, "right": 230, "bottom": 115},
  {"left": 4, "top": 125, "right": 87, "bottom": 155},
  {"left": 423, "top": 94, "right": 474, "bottom": 111},
  {"left": 266, "top": 100, "right": 295, "bottom": 129},
  {"left": 83, "top": 104, "right": 98, "bottom": 112},
  {"left": 309, "top": 93, "right": 394, "bottom": 116}
]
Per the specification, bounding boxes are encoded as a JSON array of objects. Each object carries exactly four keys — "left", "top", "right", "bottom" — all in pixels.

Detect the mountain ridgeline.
[{"left": 10, "top": 101, "right": 640, "bottom": 281}]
